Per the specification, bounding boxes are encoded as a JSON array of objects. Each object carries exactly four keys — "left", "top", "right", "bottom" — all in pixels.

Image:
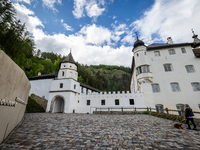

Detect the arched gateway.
[{"left": 50, "top": 95, "right": 65, "bottom": 113}]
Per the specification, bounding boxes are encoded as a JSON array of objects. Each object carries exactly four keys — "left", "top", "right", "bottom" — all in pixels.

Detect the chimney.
[
  {"left": 166, "top": 37, "right": 173, "bottom": 44},
  {"left": 38, "top": 72, "right": 41, "bottom": 76}
]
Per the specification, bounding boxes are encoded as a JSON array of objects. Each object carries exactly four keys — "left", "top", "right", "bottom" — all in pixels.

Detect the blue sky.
[{"left": 11, "top": 0, "right": 200, "bottom": 66}]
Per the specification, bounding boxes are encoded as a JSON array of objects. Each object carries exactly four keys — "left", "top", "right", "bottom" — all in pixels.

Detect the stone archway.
[{"left": 49, "top": 95, "right": 65, "bottom": 113}]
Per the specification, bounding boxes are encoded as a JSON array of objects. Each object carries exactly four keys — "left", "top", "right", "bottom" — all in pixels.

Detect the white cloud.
[
  {"left": 13, "top": 3, "right": 133, "bottom": 67},
  {"left": 112, "top": 15, "right": 117, "bottom": 19},
  {"left": 60, "top": 19, "right": 73, "bottom": 31},
  {"left": 42, "top": 0, "right": 62, "bottom": 12},
  {"left": 13, "top": 3, "right": 44, "bottom": 33},
  {"left": 13, "top": 0, "right": 31, "bottom": 4},
  {"left": 85, "top": 1, "right": 105, "bottom": 22},
  {"left": 72, "top": 0, "right": 113, "bottom": 22},
  {"left": 72, "top": 0, "right": 87, "bottom": 18},
  {"left": 131, "top": 0, "right": 200, "bottom": 44},
  {"left": 63, "top": 23, "right": 73, "bottom": 31}
]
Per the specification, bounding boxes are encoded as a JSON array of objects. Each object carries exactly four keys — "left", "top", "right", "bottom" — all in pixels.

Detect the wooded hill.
[{"left": 0, "top": 0, "right": 131, "bottom": 92}]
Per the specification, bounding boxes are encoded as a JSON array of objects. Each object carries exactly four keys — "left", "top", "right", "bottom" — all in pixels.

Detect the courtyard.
[{"left": 0, "top": 113, "right": 200, "bottom": 150}]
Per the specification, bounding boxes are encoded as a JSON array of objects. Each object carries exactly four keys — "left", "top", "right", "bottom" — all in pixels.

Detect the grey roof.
[
  {"left": 147, "top": 43, "right": 192, "bottom": 50},
  {"left": 62, "top": 52, "right": 76, "bottom": 64},
  {"left": 29, "top": 73, "right": 57, "bottom": 80},
  {"left": 80, "top": 83, "right": 102, "bottom": 93}
]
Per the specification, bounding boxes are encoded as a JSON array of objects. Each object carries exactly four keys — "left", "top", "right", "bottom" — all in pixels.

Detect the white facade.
[
  {"left": 29, "top": 33, "right": 200, "bottom": 115},
  {"left": 131, "top": 34, "right": 200, "bottom": 114},
  {"left": 29, "top": 52, "right": 145, "bottom": 114}
]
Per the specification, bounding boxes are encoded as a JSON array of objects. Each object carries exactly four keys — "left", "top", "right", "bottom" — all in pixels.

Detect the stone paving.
[{"left": 1, "top": 113, "right": 200, "bottom": 150}]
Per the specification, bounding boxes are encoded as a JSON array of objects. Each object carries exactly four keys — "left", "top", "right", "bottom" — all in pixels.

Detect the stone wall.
[
  {"left": 29, "top": 94, "right": 48, "bottom": 110},
  {"left": 0, "top": 50, "right": 31, "bottom": 143}
]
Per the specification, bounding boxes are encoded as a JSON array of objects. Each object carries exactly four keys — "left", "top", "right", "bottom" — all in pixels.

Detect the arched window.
[{"left": 155, "top": 104, "right": 164, "bottom": 113}]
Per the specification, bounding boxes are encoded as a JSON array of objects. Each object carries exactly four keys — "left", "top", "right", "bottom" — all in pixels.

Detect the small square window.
[
  {"left": 87, "top": 100, "right": 90, "bottom": 106},
  {"left": 151, "top": 84, "right": 160, "bottom": 92},
  {"left": 154, "top": 51, "right": 160, "bottom": 56},
  {"left": 129, "top": 99, "right": 134, "bottom": 105},
  {"left": 115, "top": 99, "right": 119, "bottom": 105},
  {"left": 60, "top": 83, "right": 63, "bottom": 88},
  {"left": 164, "top": 64, "right": 172, "bottom": 72},
  {"left": 181, "top": 48, "right": 186, "bottom": 53},
  {"left": 191, "top": 83, "right": 200, "bottom": 91},
  {"left": 101, "top": 100, "right": 105, "bottom": 105},
  {"left": 185, "top": 65, "right": 195, "bottom": 73},
  {"left": 168, "top": 49, "right": 175, "bottom": 55},
  {"left": 171, "top": 83, "right": 180, "bottom": 92}
]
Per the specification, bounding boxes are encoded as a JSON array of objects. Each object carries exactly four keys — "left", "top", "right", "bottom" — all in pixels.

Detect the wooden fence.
[{"left": 91, "top": 107, "right": 200, "bottom": 116}]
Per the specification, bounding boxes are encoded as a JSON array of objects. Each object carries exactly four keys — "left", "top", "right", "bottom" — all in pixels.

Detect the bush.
[
  {"left": 26, "top": 97, "right": 45, "bottom": 113},
  {"left": 150, "top": 112, "right": 186, "bottom": 124},
  {"left": 143, "top": 111, "right": 149, "bottom": 114}
]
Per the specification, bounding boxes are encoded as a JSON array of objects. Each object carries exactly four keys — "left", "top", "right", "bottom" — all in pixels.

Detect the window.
[
  {"left": 137, "top": 53, "right": 139, "bottom": 57},
  {"left": 74, "top": 85, "right": 76, "bottom": 89},
  {"left": 185, "top": 65, "right": 195, "bottom": 73},
  {"left": 81, "top": 87, "right": 84, "bottom": 93},
  {"left": 129, "top": 99, "right": 134, "bottom": 105},
  {"left": 62, "top": 71, "right": 64, "bottom": 76},
  {"left": 154, "top": 51, "right": 160, "bottom": 56},
  {"left": 155, "top": 104, "right": 164, "bottom": 113},
  {"left": 115, "top": 99, "right": 119, "bottom": 105},
  {"left": 181, "top": 48, "right": 186, "bottom": 53},
  {"left": 198, "top": 104, "right": 200, "bottom": 109},
  {"left": 78, "top": 100, "right": 79, "bottom": 103},
  {"left": 144, "top": 52, "right": 146, "bottom": 55},
  {"left": 168, "top": 49, "right": 175, "bottom": 55},
  {"left": 163, "top": 64, "right": 172, "bottom": 72},
  {"left": 171, "top": 83, "right": 180, "bottom": 92},
  {"left": 176, "top": 104, "right": 184, "bottom": 116},
  {"left": 101, "top": 100, "right": 105, "bottom": 105},
  {"left": 136, "top": 65, "right": 150, "bottom": 75},
  {"left": 64, "top": 65, "right": 65, "bottom": 67},
  {"left": 191, "top": 83, "right": 200, "bottom": 91},
  {"left": 87, "top": 100, "right": 90, "bottom": 105},
  {"left": 151, "top": 84, "right": 160, "bottom": 92},
  {"left": 86, "top": 89, "right": 88, "bottom": 95},
  {"left": 60, "top": 83, "right": 63, "bottom": 88}
]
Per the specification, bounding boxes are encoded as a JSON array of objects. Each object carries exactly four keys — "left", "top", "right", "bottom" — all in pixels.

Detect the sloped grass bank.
[{"left": 26, "top": 97, "right": 45, "bottom": 113}]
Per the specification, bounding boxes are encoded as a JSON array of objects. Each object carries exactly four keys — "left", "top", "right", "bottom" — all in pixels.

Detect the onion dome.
[{"left": 134, "top": 37, "right": 145, "bottom": 48}]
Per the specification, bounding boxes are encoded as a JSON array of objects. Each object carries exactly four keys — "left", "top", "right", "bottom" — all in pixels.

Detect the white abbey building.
[{"left": 29, "top": 32, "right": 200, "bottom": 114}]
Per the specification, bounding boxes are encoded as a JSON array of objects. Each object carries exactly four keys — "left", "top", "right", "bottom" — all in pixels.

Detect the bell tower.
[{"left": 57, "top": 51, "right": 78, "bottom": 80}]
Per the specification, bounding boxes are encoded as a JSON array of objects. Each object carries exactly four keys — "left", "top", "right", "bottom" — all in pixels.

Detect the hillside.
[{"left": 77, "top": 64, "right": 131, "bottom": 92}]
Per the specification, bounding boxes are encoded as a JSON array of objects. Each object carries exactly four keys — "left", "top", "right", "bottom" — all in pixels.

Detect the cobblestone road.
[{"left": 1, "top": 113, "right": 200, "bottom": 150}]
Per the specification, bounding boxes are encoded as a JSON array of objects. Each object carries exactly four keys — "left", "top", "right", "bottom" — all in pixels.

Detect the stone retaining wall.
[{"left": 29, "top": 94, "right": 48, "bottom": 110}]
